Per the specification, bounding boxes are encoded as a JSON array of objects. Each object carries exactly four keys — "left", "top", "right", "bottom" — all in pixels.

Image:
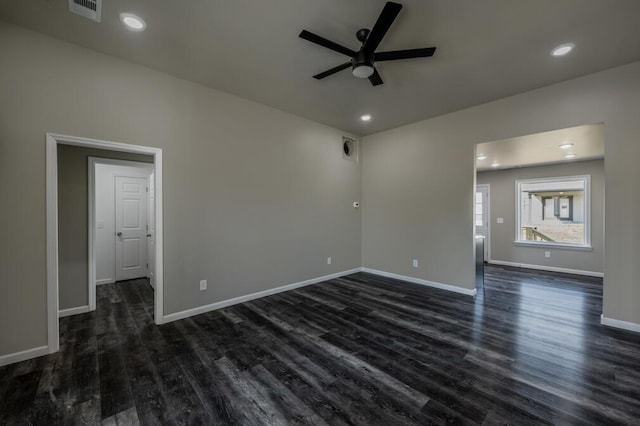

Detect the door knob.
[
  {"left": 146, "top": 234, "right": 152, "bottom": 237},
  {"left": 116, "top": 232, "right": 123, "bottom": 237}
]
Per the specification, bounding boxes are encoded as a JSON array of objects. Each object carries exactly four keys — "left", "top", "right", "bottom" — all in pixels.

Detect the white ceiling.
[
  {"left": 476, "top": 123, "right": 604, "bottom": 172},
  {"left": 2, "top": 1, "right": 640, "bottom": 135}
]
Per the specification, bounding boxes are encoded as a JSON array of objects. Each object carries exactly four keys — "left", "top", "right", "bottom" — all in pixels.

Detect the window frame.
[{"left": 514, "top": 174, "right": 592, "bottom": 250}]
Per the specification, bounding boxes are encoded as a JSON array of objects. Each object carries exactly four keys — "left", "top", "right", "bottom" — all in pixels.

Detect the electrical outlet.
[
  {"left": 327, "top": 257, "right": 332, "bottom": 265},
  {"left": 199, "top": 280, "right": 207, "bottom": 291},
  {"left": 544, "top": 251, "right": 551, "bottom": 258},
  {"left": 412, "top": 259, "right": 419, "bottom": 268}
]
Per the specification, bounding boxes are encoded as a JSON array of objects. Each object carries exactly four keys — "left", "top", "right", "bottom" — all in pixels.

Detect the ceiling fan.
[{"left": 299, "top": 1, "right": 437, "bottom": 86}]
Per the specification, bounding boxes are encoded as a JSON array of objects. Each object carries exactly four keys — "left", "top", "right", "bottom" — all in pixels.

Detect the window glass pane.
[
  {"left": 475, "top": 214, "right": 483, "bottom": 226},
  {"left": 517, "top": 178, "right": 587, "bottom": 245},
  {"left": 475, "top": 192, "right": 483, "bottom": 203},
  {"left": 475, "top": 204, "right": 482, "bottom": 215}
]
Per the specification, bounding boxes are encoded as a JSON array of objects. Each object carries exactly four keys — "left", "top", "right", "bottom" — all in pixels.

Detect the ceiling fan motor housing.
[{"left": 352, "top": 50, "right": 374, "bottom": 71}]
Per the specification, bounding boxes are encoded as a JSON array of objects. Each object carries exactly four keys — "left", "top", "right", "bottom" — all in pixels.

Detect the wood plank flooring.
[{"left": 1, "top": 266, "right": 640, "bottom": 425}]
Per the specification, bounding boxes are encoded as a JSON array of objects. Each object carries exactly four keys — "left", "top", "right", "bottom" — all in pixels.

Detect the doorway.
[
  {"left": 89, "top": 158, "right": 155, "bottom": 310},
  {"left": 46, "top": 133, "right": 164, "bottom": 355}
]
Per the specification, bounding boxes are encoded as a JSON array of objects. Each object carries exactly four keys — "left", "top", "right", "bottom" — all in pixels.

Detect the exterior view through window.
[{"left": 516, "top": 176, "right": 590, "bottom": 246}]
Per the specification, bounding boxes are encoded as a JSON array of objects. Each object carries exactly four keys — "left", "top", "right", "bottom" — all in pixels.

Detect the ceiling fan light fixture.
[{"left": 352, "top": 64, "right": 375, "bottom": 79}]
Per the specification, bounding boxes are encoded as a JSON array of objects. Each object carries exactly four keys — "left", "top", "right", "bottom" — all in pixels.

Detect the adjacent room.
[
  {"left": 475, "top": 124, "right": 605, "bottom": 277},
  {"left": 1, "top": 1, "right": 640, "bottom": 424}
]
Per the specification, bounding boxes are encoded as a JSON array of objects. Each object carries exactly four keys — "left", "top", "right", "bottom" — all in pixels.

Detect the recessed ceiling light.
[
  {"left": 120, "top": 13, "right": 146, "bottom": 31},
  {"left": 564, "top": 154, "right": 577, "bottom": 159},
  {"left": 360, "top": 114, "right": 372, "bottom": 122},
  {"left": 491, "top": 162, "right": 501, "bottom": 168},
  {"left": 477, "top": 155, "right": 488, "bottom": 160},
  {"left": 559, "top": 143, "right": 574, "bottom": 149},
  {"left": 551, "top": 43, "right": 575, "bottom": 57}
]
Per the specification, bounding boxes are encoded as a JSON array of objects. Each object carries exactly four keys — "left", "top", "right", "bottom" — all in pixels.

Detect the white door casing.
[
  {"left": 147, "top": 172, "right": 156, "bottom": 288},
  {"left": 115, "top": 176, "right": 148, "bottom": 281},
  {"left": 475, "top": 184, "right": 490, "bottom": 261},
  {"left": 47, "top": 133, "right": 164, "bottom": 358}
]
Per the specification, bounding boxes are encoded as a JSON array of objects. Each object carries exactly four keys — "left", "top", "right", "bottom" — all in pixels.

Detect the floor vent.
[{"left": 68, "top": 0, "right": 102, "bottom": 22}]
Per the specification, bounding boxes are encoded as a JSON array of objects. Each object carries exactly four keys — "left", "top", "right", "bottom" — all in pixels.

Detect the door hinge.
[
  {"left": 146, "top": 263, "right": 149, "bottom": 269},
  {"left": 146, "top": 186, "right": 149, "bottom": 192}
]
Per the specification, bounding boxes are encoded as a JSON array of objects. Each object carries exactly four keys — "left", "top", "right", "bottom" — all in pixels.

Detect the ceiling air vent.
[{"left": 68, "top": 0, "right": 102, "bottom": 23}]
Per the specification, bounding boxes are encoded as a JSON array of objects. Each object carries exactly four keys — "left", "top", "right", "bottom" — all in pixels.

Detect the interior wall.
[
  {"left": 95, "top": 162, "right": 154, "bottom": 286},
  {"left": 0, "top": 22, "right": 362, "bottom": 357},
  {"left": 57, "top": 146, "right": 153, "bottom": 310},
  {"left": 362, "top": 61, "right": 640, "bottom": 326},
  {"left": 477, "top": 159, "right": 604, "bottom": 273}
]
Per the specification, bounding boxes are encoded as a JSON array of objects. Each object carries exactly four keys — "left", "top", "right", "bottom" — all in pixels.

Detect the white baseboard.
[
  {"left": 162, "top": 268, "right": 362, "bottom": 323},
  {"left": 488, "top": 259, "right": 603, "bottom": 278},
  {"left": 361, "top": 268, "right": 477, "bottom": 297},
  {"left": 58, "top": 305, "right": 90, "bottom": 318},
  {"left": 0, "top": 345, "right": 49, "bottom": 367},
  {"left": 601, "top": 314, "right": 640, "bottom": 333},
  {"left": 96, "top": 278, "right": 114, "bottom": 285}
]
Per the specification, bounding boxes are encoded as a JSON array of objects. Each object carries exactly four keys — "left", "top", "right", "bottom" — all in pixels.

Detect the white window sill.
[{"left": 514, "top": 241, "right": 593, "bottom": 251}]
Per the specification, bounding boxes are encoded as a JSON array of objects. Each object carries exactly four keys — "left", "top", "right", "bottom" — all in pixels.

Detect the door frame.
[
  {"left": 46, "top": 133, "right": 164, "bottom": 355},
  {"left": 88, "top": 157, "right": 154, "bottom": 310},
  {"left": 475, "top": 184, "right": 491, "bottom": 261}
]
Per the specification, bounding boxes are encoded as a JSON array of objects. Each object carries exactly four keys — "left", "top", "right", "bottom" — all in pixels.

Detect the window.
[
  {"left": 515, "top": 175, "right": 590, "bottom": 248},
  {"left": 475, "top": 191, "right": 483, "bottom": 227}
]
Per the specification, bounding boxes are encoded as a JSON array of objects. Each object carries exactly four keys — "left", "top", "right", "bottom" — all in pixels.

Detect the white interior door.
[
  {"left": 475, "top": 185, "right": 489, "bottom": 261},
  {"left": 147, "top": 172, "right": 155, "bottom": 288},
  {"left": 115, "top": 176, "right": 148, "bottom": 281}
]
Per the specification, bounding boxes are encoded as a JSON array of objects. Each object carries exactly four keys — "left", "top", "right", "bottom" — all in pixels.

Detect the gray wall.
[
  {"left": 0, "top": 23, "right": 362, "bottom": 357},
  {"left": 57, "top": 145, "right": 153, "bottom": 310},
  {"left": 477, "top": 160, "right": 604, "bottom": 273},
  {"left": 362, "top": 61, "right": 640, "bottom": 327}
]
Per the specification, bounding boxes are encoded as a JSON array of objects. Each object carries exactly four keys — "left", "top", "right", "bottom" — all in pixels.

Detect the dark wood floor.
[{"left": 1, "top": 266, "right": 640, "bottom": 425}]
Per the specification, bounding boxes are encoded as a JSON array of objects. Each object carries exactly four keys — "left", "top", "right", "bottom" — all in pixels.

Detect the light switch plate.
[{"left": 497, "top": 218, "right": 504, "bottom": 224}]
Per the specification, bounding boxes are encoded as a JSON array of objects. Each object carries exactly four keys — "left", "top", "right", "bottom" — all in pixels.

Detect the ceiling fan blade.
[
  {"left": 368, "top": 68, "right": 383, "bottom": 86},
  {"left": 376, "top": 47, "right": 437, "bottom": 61},
  {"left": 362, "top": 2, "right": 403, "bottom": 53},
  {"left": 299, "top": 30, "right": 356, "bottom": 57},
  {"left": 313, "top": 62, "right": 352, "bottom": 79}
]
